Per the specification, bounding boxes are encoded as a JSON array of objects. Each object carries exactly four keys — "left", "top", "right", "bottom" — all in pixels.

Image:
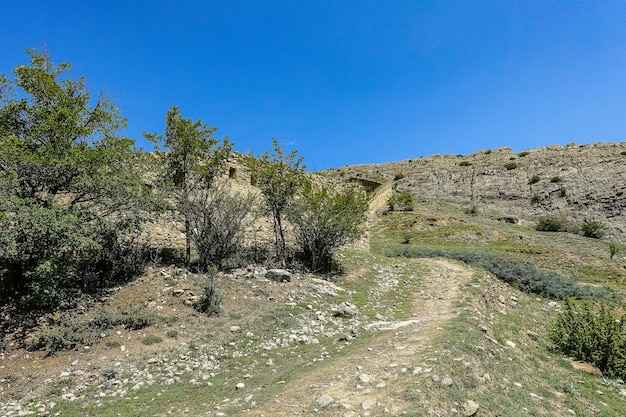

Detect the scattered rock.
[
  {"left": 316, "top": 393, "right": 334, "bottom": 407},
  {"left": 333, "top": 302, "right": 359, "bottom": 317},
  {"left": 235, "top": 382, "right": 245, "bottom": 390},
  {"left": 441, "top": 377, "right": 453, "bottom": 387},
  {"left": 570, "top": 360, "right": 603, "bottom": 377},
  {"left": 361, "top": 398, "right": 377, "bottom": 410},
  {"left": 266, "top": 269, "right": 292, "bottom": 282},
  {"left": 463, "top": 400, "right": 480, "bottom": 416}
]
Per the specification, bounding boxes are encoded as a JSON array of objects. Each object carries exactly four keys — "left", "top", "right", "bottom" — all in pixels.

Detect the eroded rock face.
[{"left": 323, "top": 142, "right": 626, "bottom": 242}]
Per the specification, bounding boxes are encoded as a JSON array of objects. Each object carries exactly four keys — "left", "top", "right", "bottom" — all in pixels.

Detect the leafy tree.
[
  {"left": 146, "top": 106, "right": 232, "bottom": 266},
  {"left": 289, "top": 181, "right": 369, "bottom": 272},
  {"left": 246, "top": 139, "right": 305, "bottom": 266},
  {"left": 0, "top": 49, "right": 156, "bottom": 309}
]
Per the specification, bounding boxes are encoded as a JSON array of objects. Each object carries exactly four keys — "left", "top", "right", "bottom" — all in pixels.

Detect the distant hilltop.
[{"left": 322, "top": 142, "right": 626, "bottom": 243}]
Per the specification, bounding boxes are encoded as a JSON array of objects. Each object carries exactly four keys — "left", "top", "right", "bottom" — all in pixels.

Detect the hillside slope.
[{"left": 323, "top": 142, "right": 626, "bottom": 243}]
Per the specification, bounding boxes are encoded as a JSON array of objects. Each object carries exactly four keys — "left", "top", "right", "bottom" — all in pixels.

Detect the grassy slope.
[{"left": 8, "top": 200, "right": 626, "bottom": 416}]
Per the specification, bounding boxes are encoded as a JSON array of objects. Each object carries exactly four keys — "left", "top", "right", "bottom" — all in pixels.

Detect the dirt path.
[{"left": 247, "top": 258, "right": 473, "bottom": 416}]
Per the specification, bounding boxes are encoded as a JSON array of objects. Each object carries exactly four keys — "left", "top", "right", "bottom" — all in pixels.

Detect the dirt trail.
[{"left": 247, "top": 258, "right": 473, "bottom": 416}]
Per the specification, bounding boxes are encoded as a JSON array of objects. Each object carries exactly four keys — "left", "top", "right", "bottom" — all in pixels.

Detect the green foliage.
[
  {"left": 245, "top": 139, "right": 305, "bottom": 265},
  {"left": 528, "top": 174, "right": 540, "bottom": 185},
  {"left": 608, "top": 243, "right": 620, "bottom": 259},
  {"left": 189, "top": 181, "right": 257, "bottom": 270},
  {"left": 464, "top": 205, "right": 479, "bottom": 215},
  {"left": 0, "top": 50, "right": 158, "bottom": 309},
  {"left": 518, "top": 151, "right": 530, "bottom": 157},
  {"left": 459, "top": 161, "right": 471, "bottom": 167},
  {"left": 387, "top": 247, "right": 610, "bottom": 300},
  {"left": 194, "top": 269, "right": 222, "bottom": 316},
  {"left": 550, "top": 300, "right": 626, "bottom": 379},
  {"left": 146, "top": 106, "right": 233, "bottom": 266},
  {"left": 288, "top": 182, "right": 369, "bottom": 272},
  {"left": 580, "top": 219, "right": 605, "bottom": 239},
  {"left": 388, "top": 191, "right": 414, "bottom": 212},
  {"left": 551, "top": 176, "right": 562, "bottom": 183},
  {"left": 393, "top": 172, "right": 405, "bottom": 180},
  {"left": 621, "top": 151, "right": 626, "bottom": 156},
  {"left": 504, "top": 162, "right": 518, "bottom": 170},
  {"left": 141, "top": 334, "right": 163, "bottom": 345},
  {"left": 536, "top": 217, "right": 565, "bottom": 232},
  {"left": 28, "top": 313, "right": 98, "bottom": 356}
]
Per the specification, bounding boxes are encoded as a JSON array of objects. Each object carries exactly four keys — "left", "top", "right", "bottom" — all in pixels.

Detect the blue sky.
[{"left": 2, "top": 1, "right": 625, "bottom": 170}]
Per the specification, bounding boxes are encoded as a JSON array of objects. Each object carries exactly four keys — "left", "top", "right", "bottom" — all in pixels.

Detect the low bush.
[
  {"left": 194, "top": 269, "right": 222, "bottom": 316},
  {"left": 550, "top": 300, "right": 626, "bottom": 379},
  {"left": 142, "top": 334, "right": 163, "bottom": 345},
  {"left": 580, "top": 219, "right": 605, "bottom": 239},
  {"left": 551, "top": 176, "right": 562, "bottom": 183},
  {"left": 536, "top": 217, "right": 566, "bottom": 232},
  {"left": 504, "top": 162, "right": 518, "bottom": 170},
  {"left": 387, "top": 247, "right": 610, "bottom": 300},
  {"left": 518, "top": 151, "right": 530, "bottom": 157},
  {"left": 528, "top": 174, "right": 540, "bottom": 185},
  {"left": 388, "top": 191, "right": 414, "bottom": 212},
  {"left": 28, "top": 313, "right": 99, "bottom": 356},
  {"left": 459, "top": 161, "right": 471, "bottom": 167}
]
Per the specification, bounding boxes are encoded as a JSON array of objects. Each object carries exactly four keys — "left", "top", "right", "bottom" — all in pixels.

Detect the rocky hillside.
[{"left": 323, "top": 142, "right": 626, "bottom": 243}]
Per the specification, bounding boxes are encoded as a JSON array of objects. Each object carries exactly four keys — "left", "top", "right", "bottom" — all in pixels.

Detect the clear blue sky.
[{"left": 2, "top": 1, "right": 625, "bottom": 170}]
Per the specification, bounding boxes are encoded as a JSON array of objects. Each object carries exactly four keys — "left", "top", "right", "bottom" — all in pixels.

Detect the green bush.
[
  {"left": 504, "top": 162, "right": 518, "bottom": 170},
  {"left": 518, "top": 151, "right": 530, "bottom": 157},
  {"left": 387, "top": 247, "right": 610, "bottom": 300},
  {"left": 580, "top": 219, "right": 605, "bottom": 239},
  {"left": 609, "top": 243, "right": 620, "bottom": 259},
  {"left": 289, "top": 183, "right": 369, "bottom": 272},
  {"left": 528, "top": 174, "right": 540, "bottom": 185},
  {"left": 536, "top": 217, "right": 566, "bottom": 232},
  {"left": 551, "top": 176, "right": 562, "bottom": 183},
  {"left": 141, "top": 334, "right": 163, "bottom": 345},
  {"left": 459, "top": 161, "right": 471, "bottom": 167},
  {"left": 28, "top": 313, "right": 99, "bottom": 356},
  {"left": 194, "top": 269, "right": 222, "bottom": 316},
  {"left": 394, "top": 172, "right": 405, "bottom": 180},
  {"left": 388, "top": 191, "right": 414, "bottom": 212},
  {"left": 550, "top": 300, "right": 626, "bottom": 379}
]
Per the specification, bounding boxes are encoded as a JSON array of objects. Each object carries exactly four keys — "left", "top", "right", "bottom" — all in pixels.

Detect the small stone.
[
  {"left": 236, "top": 382, "right": 245, "bottom": 390},
  {"left": 441, "top": 377, "right": 453, "bottom": 387},
  {"left": 506, "top": 340, "right": 516, "bottom": 348},
  {"left": 230, "top": 326, "right": 241, "bottom": 333},
  {"left": 316, "top": 393, "right": 334, "bottom": 407},
  {"left": 463, "top": 400, "right": 480, "bottom": 416},
  {"left": 361, "top": 398, "right": 377, "bottom": 410},
  {"left": 358, "top": 374, "right": 373, "bottom": 384}
]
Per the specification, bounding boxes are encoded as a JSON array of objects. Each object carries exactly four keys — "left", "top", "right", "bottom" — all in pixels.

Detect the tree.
[
  {"left": 288, "top": 181, "right": 369, "bottom": 272},
  {"left": 0, "top": 49, "right": 156, "bottom": 309},
  {"left": 146, "top": 106, "right": 233, "bottom": 267},
  {"left": 246, "top": 139, "right": 305, "bottom": 266}
]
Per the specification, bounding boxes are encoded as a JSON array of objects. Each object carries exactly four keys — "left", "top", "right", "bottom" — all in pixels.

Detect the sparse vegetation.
[
  {"left": 551, "top": 176, "right": 562, "bottom": 183},
  {"left": 609, "top": 243, "right": 620, "bottom": 259},
  {"left": 393, "top": 172, "right": 405, "bottom": 180},
  {"left": 193, "top": 268, "right": 222, "bottom": 316},
  {"left": 518, "top": 151, "right": 530, "bottom": 157},
  {"left": 388, "top": 191, "right": 414, "bottom": 212},
  {"left": 459, "top": 161, "right": 471, "bottom": 167},
  {"left": 504, "top": 162, "right": 518, "bottom": 170},
  {"left": 141, "top": 334, "right": 163, "bottom": 345},
  {"left": 528, "top": 174, "right": 540, "bottom": 185}
]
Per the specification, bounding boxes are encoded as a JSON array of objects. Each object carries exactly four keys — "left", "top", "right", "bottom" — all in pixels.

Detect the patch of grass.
[
  {"left": 166, "top": 330, "right": 179, "bottom": 339},
  {"left": 141, "top": 334, "right": 163, "bottom": 345},
  {"left": 105, "top": 340, "right": 121, "bottom": 349},
  {"left": 528, "top": 174, "right": 540, "bottom": 185}
]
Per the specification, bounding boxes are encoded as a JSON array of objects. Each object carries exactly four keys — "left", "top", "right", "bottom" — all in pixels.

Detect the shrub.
[
  {"left": 518, "top": 151, "right": 530, "bottom": 157},
  {"left": 528, "top": 175, "right": 540, "bottom": 185},
  {"left": 504, "top": 162, "right": 518, "bottom": 170},
  {"left": 621, "top": 151, "right": 626, "bottom": 156},
  {"left": 459, "top": 161, "right": 471, "bottom": 167},
  {"left": 580, "top": 219, "right": 605, "bottom": 239},
  {"left": 464, "top": 205, "right": 479, "bottom": 215},
  {"left": 394, "top": 172, "right": 405, "bottom": 180},
  {"left": 388, "top": 191, "right": 414, "bottom": 212},
  {"left": 194, "top": 269, "right": 222, "bottom": 316},
  {"left": 609, "top": 243, "right": 620, "bottom": 259},
  {"left": 550, "top": 300, "right": 626, "bottom": 379},
  {"left": 387, "top": 247, "right": 610, "bottom": 300},
  {"left": 141, "top": 334, "right": 163, "bottom": 345},
  {"left": 551, "top": 176, "right": 562, "bottom": 183},
  {"left": 28, "top": 313, "right": 98, "bottom": 356},
  {"left": 289, "top": 183, "right": 369, "bottom": 272},
  {"left": 189, "top": 181, "right": 257, "bottom": 271},
  {"left": 536, "top": 217, "right": 565, "bottom": 232}
]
